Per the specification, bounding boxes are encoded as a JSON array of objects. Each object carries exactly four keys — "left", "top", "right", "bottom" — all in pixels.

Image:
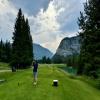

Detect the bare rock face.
[{"left": 54, "top": 36, "right": 80, "bottom": 57}]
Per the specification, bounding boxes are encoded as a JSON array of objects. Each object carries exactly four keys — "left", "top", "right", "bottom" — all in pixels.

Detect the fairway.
[{"left": 0, "top": 64, "right": 100, "bottom": 100}]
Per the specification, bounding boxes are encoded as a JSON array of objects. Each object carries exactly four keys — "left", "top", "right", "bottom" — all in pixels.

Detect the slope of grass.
[
  {"left": 58, "top": 65, "right": 100, "bottom": 90},
  {"left": 0, "top": 64, "right": 100, "bottom": 100}
]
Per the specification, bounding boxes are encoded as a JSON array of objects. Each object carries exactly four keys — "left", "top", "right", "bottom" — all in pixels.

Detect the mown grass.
[{"left": 0, "top": 64, "right": 100, "bottom": 100}]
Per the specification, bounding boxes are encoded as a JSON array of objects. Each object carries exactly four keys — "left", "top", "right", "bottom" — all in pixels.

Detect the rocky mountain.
[
  {"left": 33, "top": 43, "right": 53, "bottom": 60},
  {"left": 53, "top": 36, "right": 80, "bottom": 58}
]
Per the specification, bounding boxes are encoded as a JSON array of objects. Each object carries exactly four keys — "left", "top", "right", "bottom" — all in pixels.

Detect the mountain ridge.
[
  {"left": 53, "top": 36, "right": 80, "bottom": 60},
  {"left": 33, "top": 43, "right": 53, "bottom": 60}
]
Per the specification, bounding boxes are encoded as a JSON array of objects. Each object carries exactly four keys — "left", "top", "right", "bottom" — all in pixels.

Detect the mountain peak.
[{"left": 33, "top": 43, "right": 53, "bottom": 60}]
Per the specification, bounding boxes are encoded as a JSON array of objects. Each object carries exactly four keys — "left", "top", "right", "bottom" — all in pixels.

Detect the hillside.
[
  {"left": 0, "top": 64, "right": 100, "bottom": 100},
  {"left": 52, "top": 36, "right": 80, "bottom": 63},
  {"left": 54, "top": 36, "right": 80, "bottom": 57},
  {"left": 33, "top": 43, "right": 53, "bottom": 60}
]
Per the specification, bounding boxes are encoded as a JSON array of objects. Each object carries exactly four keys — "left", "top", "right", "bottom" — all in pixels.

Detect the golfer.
[{"left": 32, "top": 60, "right": 38, "bottom": 85}]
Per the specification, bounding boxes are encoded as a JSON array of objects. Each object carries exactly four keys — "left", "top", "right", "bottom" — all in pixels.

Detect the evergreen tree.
[
  {"left": 11, "top": 9, "right": 33, "bottom": 69},
  {"left": 0, "top": 40, "right": 6, "bottom": 62},
  {"left": 52, "top": 55, "right": 64, "bottom": 64},
  {"left": 46, "top": 57, "right": 51, "bottom": 64},
  {"left": 41, "top": 56, "right": 47, "bottom": 64},
  {"left": 40, "top": 56, "right": 51, "bottom": 64},
  {"left": 0, "top": 40, "right": 3, "bottom": 61},
  {"left": 66, "top": 57, "right": 72, "bottom": 67},
  {"left": 78, "top": 0, "right": 100, "bottom": 77},
  {"left": 5, "top": 41, "right": 12, "bottom": 62},
  {"left": 0, "top": 40, "right": 12, "bottom": 62}
]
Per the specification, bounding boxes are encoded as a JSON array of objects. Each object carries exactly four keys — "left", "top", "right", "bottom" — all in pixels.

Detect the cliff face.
[{"left": 54, "top": 36, "right": 80, "bottom": 57}]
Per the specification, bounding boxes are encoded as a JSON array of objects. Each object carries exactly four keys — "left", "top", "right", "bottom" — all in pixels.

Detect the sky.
[{"left": 0, "top": 0, "right": 86, "bottom": 53}]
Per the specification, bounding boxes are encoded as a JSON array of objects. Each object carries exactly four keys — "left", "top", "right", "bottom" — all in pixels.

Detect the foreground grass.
[{"left": 0, "top": 64, "right": 100, "bottom": 100}]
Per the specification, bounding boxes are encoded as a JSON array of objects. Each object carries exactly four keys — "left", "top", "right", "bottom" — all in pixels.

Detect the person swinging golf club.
[{"left": 32, "top": 60, "right": 38, "bottom": 85}]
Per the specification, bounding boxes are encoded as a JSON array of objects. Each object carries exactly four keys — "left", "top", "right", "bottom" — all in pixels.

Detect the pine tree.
[
  {"left": 42, "top": 56, "right": 47, "bottom": 64},
  {"left": 0, "top": 40, "right": 6, "bottom": 62},
  {"left": 46, "top": 57, "right": 51, "bottom": 64},
  {"left": 11, "top": 9, "right": 33, "bottom": 69},
  {"left": 0, "top": 40, "right": 12, "bottom": 62},
  {"left": 25, "top": 19, "right": 33, "bottom": 64},
  {"left": 78, "top": 0, "right": 100, "bottom": 77},
  {"left": 0, "top": 40, "right": 3, "bottom": 61},
  {"left": 5, "top": 41, "right": 12, "bottom": 62}
]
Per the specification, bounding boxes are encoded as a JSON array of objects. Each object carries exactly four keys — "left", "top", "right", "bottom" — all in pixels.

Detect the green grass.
[
  {"left": 0, "top": 64, "right": 100, "bottom": 100},
  {"left": 77, "top": 76, "right": 100, "bottom": 89},
  {"left": 58, "top": 66, "right": 77, "bottom": 75},
  {"left": 0, "top": 62, "right": 10, "bottom": 70}
]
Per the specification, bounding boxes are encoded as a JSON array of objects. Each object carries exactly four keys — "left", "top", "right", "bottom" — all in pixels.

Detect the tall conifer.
[
  {"left": 78, "top": 0, "right": 100, "bottom": 76},
  {"left": 12, "top": 9, "right": 33, "bottom": 69}
]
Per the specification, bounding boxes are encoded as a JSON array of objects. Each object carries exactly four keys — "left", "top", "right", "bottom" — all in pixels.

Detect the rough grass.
[
  {"left": 0, "top": 62, "right": 10, "bottom": 70},
  {"left": 0, "top": 64, "right": 100, "bottom": 100}
]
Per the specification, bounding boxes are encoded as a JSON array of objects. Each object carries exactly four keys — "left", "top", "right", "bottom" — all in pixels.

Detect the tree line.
[
  {"left": 0, "top": 40, "right": 12, "bottom": 62},
  {"left": 38, "top": 56, "right": 51, "bottom": 64},
  {"left": 52, "top": 54, "right": 79, "bottom": 68}
]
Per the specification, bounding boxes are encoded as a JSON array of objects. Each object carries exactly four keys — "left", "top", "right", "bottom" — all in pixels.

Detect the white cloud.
[
  {"left": 0, "top": 0, "right": 85, "bottom": 53},
  {"left": 0, "top": 0, "right": 17, "bottom": 41},
  {"left": 28, "top": 0, "right": 85, "bottom": 52},
  {"left": 29, "top": 1, "right": 62, "bottom": 35},
  {"left": 28, "top": 0, "right": 66, "bottom": 52}
]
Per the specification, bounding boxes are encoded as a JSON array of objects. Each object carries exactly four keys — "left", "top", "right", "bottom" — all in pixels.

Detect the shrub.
[{"left": 96, "top": 79, "right": 100, "bottom": 89}]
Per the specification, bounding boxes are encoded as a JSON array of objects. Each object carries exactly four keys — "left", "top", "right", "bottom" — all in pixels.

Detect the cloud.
[
  {"left": 27, "top": 0, "right": 65, "bottom": 52},
  {"left": 29, "top": 1, "right": 61, "bottom": 35},
  {"left": 0, "top": 0, "right": 85, "bottom": 53},
  {"left": 9, "top": 0, "right": 51, "bottom": 15},
  {"left": 28, "top": 0, "right": 85, "bottom": 52},
  {"left": 0, "top": 0, "right": 17, "bottom": 41}
]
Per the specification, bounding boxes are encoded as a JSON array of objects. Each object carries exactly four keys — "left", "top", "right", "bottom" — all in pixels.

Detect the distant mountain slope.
[
  {"left": 53, "top": 36, "right": 80, "bottom": 59},
  {"left": 33, "top": 43, "right": 53, "bottom": 60}
]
